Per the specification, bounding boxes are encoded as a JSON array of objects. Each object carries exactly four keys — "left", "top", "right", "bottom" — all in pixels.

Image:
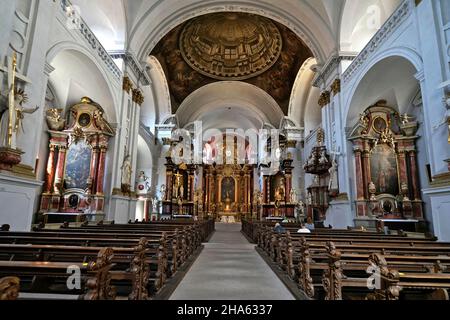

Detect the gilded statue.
[
  {"left": 121, "top": 154, "right": 132, "bottom": 193},
  {"left": 328, "top": 158, "right": 339, "bottom": 192},
  {"left": 46, "top": 108, "right": 65, "bottom": 131},
  {"left": 0, "top": 88, "right": 38, "bottom": 147}
]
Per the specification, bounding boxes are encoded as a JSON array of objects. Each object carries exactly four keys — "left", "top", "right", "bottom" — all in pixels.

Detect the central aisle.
[{"left": 170, "top": 223, "right": 295, "bottom": 300}]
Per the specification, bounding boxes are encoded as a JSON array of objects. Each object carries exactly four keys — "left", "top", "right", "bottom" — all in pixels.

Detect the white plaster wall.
[{"left": 0, "top": 174, "right": 43, "bottom": 231}]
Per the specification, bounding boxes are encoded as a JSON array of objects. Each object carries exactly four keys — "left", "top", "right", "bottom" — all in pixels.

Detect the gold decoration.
[
  {"left": 122, "top": 76, "right": 133, "bottom": 93},
  {"left": 46, "top": 108, "right": 65, "bottom": 131},
  {"left": 179, "top": 13, "right": 283, "bottom": 80},
  {"left": 317, "top": 128, "right": 325, "bottom": 146},
  {"left": 318, "top": 91, "right": 330, "bottom": 108},
  {"left": 331, "top": 79, "right": 341, "bottom": 95}
]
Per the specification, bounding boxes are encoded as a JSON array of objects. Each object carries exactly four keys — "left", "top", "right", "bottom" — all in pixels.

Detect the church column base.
[
  {"left": 108, "top": 194, "right": 137, "bottom": 224},
  {"left": 0, "top": 172, "right": 43, "bottom": 231}
]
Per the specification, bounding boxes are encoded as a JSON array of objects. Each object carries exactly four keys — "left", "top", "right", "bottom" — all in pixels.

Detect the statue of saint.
[
  {"left": 306, "top": 192, "right": 313, "bottom": 206},
  {"left": 290, "top": 188, "right": 298, "bottom": 204},
  {"left": 121, "top": 154, "right": 132, "bottom": 193},
  {"left": 160, "top": 184, "right": 167, "bottom": 201},
  {"left": 152, "top": 197, "right": 158, "bottom": 214},
  {"left": 328, "top": 158, "right": 339, "bottom": 191},
  {"left": 136, "top": 171, "right": 150, "bottom": 195}
]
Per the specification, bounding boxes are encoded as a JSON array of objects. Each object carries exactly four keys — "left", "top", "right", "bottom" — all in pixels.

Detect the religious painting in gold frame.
[{"left": 369, "top": 144, "right": 399, "bottom": 195}]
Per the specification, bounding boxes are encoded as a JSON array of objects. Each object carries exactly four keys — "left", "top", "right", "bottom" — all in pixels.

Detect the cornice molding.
[
  {"left": 59, "top": 0, "right": 122, "bottom": 81},
  {"left": 312, "top": 53, "right": 356, "bottom": 88},
  {"left": 110, "top": 51, "right": 152, "bottom": 86}
]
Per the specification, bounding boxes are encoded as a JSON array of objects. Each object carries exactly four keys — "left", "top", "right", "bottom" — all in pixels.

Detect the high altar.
[
  {"left": 204, "top": 163, "right": 254, "bottom": 222},
  {"left": 39, "top": 97, "right": 115, "bottom": 223}
]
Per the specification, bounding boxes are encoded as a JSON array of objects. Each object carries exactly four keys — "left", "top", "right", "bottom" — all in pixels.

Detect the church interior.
[{"left": 1, "top": 0, "right": 450, "bottom": 303}]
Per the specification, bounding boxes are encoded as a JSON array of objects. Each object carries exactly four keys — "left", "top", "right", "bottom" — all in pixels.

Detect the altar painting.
[
  {"left": 370, "top": 144, "right": 399, "bottom": 195},
  {"left": 221, "top": 177, "right": 235, "bottom": 202},
  {"left": 64, "top": 141, "right": 92, "bottom": 190}
]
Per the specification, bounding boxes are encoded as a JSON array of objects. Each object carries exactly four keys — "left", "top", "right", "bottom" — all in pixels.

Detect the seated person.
[
  {"left": 305, "top": 217, "right": 315, "bottom": 231},
  {"left": 273, "top": 223, "right": 286, "bottom": 234},
  {"left": 297, "top": 223, "right": 311, "bottom": 234}
]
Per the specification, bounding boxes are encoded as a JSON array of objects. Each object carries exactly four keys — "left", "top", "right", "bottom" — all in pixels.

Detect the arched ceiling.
[
  {"left": 177, "top": 81, "right": 284, "bottom": 130},
  {"left": 151, "top": 12, "right": 313, "bottom": 114}
]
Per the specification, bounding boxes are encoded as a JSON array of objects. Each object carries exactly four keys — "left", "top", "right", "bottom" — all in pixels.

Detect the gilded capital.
[
  {"left": 318, "top": 90, "right": 330, "bottom": 108},
  {"left": 331, "top": 79, "right": 341, "bottom": 95}
]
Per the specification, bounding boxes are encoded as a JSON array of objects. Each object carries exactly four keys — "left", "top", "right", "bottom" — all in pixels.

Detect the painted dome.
[{"left": 179, "top": 12, "right": 283, "bottom": 80}]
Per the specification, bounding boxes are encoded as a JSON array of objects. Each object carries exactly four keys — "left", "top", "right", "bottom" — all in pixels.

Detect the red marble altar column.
[
  {"left": 54, "top": 146, "right": 67, "bottom": 196},
  {"left": 361, "top": 149, "right": 371, "bottom": 199},
  {"left": 144, "top": 199, "right": 150, "bottom": 221},
  {"left": 44, "top": 145, "right": 57, "bottom": 194},
  {"left": 88, "top": 146, "right": 100, "bottom": 195},
  {"left": 95, "top": 146, "right": 107, "bottom": 195},
  {"left": 408, "top": 150, "right": 420, "bottom": 200},
  {"left": 166, "top": 171, "right": 173, "bottom": 201},
  {"left": 354, "top": 148, "right": 366, "bottom": 217},
  {"left": 354, "top": 149, "right": 365, "bottom": 200}
]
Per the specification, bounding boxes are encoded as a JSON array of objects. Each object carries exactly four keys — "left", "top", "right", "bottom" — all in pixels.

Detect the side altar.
[{"left": 38, "top": 97, "right": 115, "bottom": 223}]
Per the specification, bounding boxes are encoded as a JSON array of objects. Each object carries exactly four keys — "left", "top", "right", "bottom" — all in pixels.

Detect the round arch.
[
  {"left": 129, "top": 0, "right": 334, "bottom": 64},
  {"left": 176, "top": 81, "right": 284, "bottom": 131},
  {"left": 344, "top": 47, "right": 423, "bottom": 126}
]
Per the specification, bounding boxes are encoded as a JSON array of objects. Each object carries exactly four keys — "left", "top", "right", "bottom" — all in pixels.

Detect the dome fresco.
[
  {"left": 179, "top": 13, "right": 283, "bottom": 80},
  {"left": 152, "top": 12, "right": 313, "bottom": 114}
]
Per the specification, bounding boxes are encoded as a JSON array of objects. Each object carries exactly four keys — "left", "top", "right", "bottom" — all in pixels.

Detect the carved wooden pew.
[
  {"left": 0, "top": 233, "right": 169, "bottom": 297},
  {"left": 0, "top": 230, "right": 179, "bottom": 281},
  {"left": 0, "top": 239, "right": 155, "bottom": 300},
  {"left": 319, "top": 247, "right": 450, "bottom": 300},
  {"left": 295, "top": 241, "right": 450, "bottom": 300},
  {"left": 0, "top": 276, "right": 20, "bottom": 300},
  {"left": 0, "top": 247, "right": 116, "bottom": 300}
]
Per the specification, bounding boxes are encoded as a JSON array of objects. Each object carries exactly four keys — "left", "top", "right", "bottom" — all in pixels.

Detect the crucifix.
[{"left": 0, "top": 52, "right": 33, "bottom": 150}]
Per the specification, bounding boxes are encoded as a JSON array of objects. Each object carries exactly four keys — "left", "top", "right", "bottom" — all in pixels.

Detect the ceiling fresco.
[{"left": 151, "top": 12, "right": 313, "bottom": 115}]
